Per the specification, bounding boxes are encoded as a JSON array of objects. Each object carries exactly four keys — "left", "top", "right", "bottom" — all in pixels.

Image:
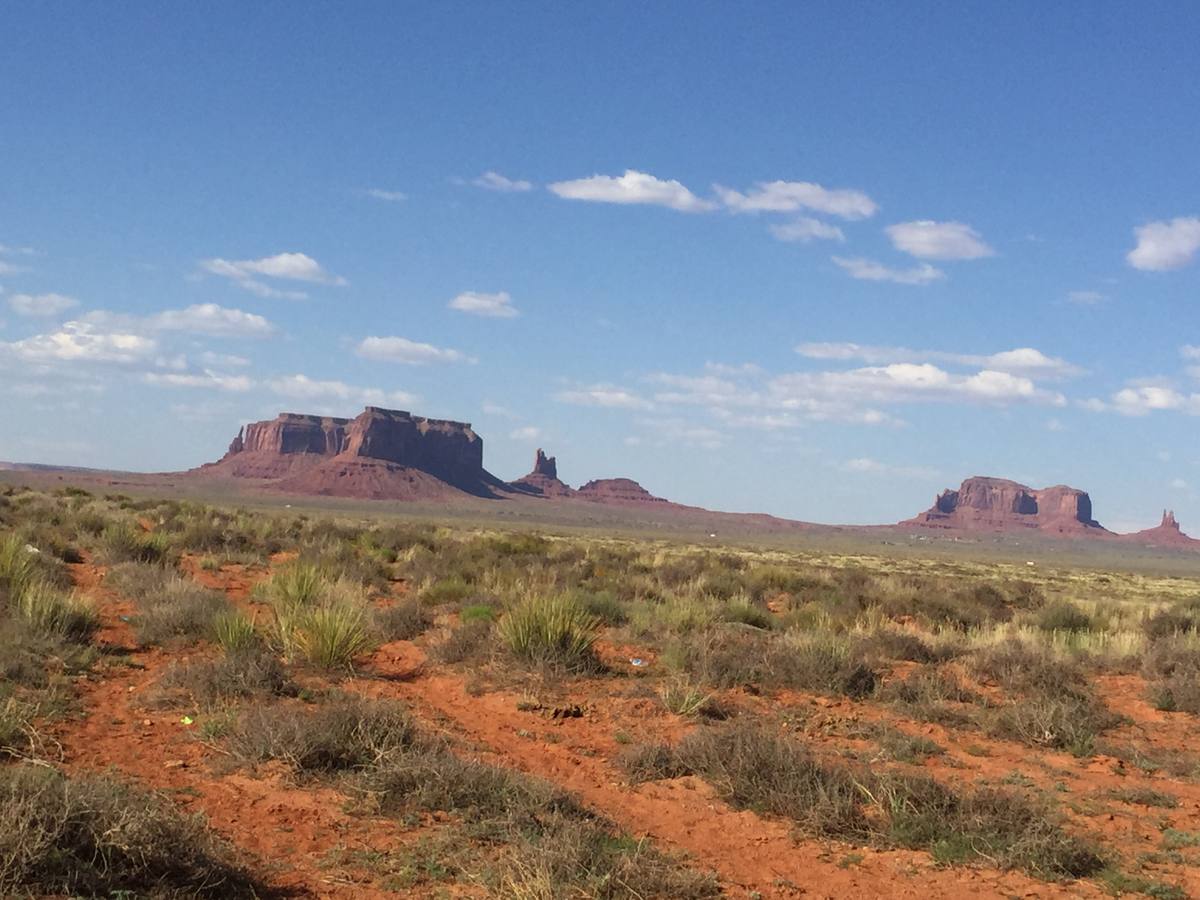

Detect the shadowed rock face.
[
  {"left": 532, "top": 449, "right": 557, "bottom": 479},
  {"left": 905, "top": 476, "right": 1105, "bottom": 533},
  {"left": 201, "top": 407, "right": 496, "bottom": 497}
]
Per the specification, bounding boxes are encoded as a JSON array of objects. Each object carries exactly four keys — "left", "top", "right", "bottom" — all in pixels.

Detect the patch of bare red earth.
[
  {"left": 360, "top": 642, "right": 1113, "bottom": 899},
  {"left": 53, "top": 562, "right": 458, "bottom": 899}
]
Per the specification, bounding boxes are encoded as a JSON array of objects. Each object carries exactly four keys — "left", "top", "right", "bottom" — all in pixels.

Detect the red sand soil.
[{"left": 40, "top": 559, "right": 1200, "bottom": 899}]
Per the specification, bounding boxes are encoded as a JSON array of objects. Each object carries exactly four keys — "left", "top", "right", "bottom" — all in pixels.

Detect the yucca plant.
[
  {"left": 211, "top": 611, "right": 260, "bottom": 654},
  {"left": 293, "top": 603, "right": 372, "bottom": 670},
  {"left": 498, "top": 594, "right": 601, "bottom": 673},
  {"left": 267, "top": 561, "right": 326, "bottom": 608},
  {"left": 658, "top": 678, "right": 714, "bottom": 717},
  {"left": 0, "top": 534, "right": 40, "bottom": 603},
  {"left": 17, "top": 580, "right": 99, "bottom": 642}
]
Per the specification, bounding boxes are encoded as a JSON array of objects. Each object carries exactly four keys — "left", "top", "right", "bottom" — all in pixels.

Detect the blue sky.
[{"left": 2, "top": 2, "right": 1199, "bottom": 529}]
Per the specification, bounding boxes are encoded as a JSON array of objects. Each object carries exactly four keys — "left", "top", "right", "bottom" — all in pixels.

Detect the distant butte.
[
  {"left": 902, "top": 476, "right": 1108, "bottom": 534},
  {"left": 179, "top": 406, "right": 1198, "bottom": 549}
]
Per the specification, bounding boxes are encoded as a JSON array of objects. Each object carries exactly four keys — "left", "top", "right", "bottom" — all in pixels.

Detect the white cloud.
[
  {"left": 7, "top": 293, "right": 79, "bottom": 317},
  {"left": 150, "top": 303, "right": 275, "bottom": 337},
  {"left": 0, "top": 261, "right": 28, "bottom": 276},
  {"left": 885, "top": 220, "right": 993, "bottom": 260},
  {"left": 715, "top": 181, "right": 877, "bottom": 219},
  {"left": 3, "top": 321, "right": 157, "bottom": 364},
  {"left": 1066, "top": 290, "right": 1106, "bottom": 306},
  {"left": 200, "top": 351, "right": 250, "bottom": 368},
  {"left": 82, "top": 303, "right": 275, "bottom": 339},
  {"left": 482, "top": 402, "right": 517, "bottom": 419},
  {"left": 1127, "top": 217, "right": 1200, "bottom": 271},
  {"left": 473, "top": 171, "right": 532, "bottom": 192},
  {"left": 268, "top": 373, "right": 417, "bottom": 407},
  {"left": 143, "top": 370, "right": 253, "bottom": 392},
  {"left": 768, "top": 217, "right": 845, "bottom": 244},
  {"left": 0, "top": 244, "right": 35, "bottom": 256},
  {"left": 548, "top": 170, "right": 715, "bottom": 213},
  {"left": 448, "top": 290, "right": 519, "bottom": 318},
  {"left": 1108, "top": 384, "right": 1200, "bottom": 416},
  {"left": 202, "top": 252, "right": 346, "bottom": 298},
  {"left": 832, "top": 256, "right": 945, "bottom": 285},
  {"left": 509, "top": 426, "right": 542, "bottom": 441},
  {"left": 1181, "top": 345, "right": 1200, "bottom": 361},
  {"left": 365, "top": 188, "right": 407, "bottom": 202},
  {"left": 554, "top": 384, "right": 654, "bottom": 410},
  {"left": 1171, "top": 478, "right": 1190, "bottom": 490},
  {"left": 796, "top": 342, "right": 1083, "bottom": 379},
  {"left": 356, "top": 335, "right": 470, "bottom": 365}
]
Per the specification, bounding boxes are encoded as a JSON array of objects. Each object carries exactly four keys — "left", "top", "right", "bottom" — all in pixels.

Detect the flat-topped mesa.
[
  {"left": 202, "top": 406, "right": 495, "bottom": 496},
  {"left": 338, "top": 407, "right": 483, "bottom": 486},
  {"left": 577, "top": 477, "right": 667, "bottom": 505},
  {"left": 905, "top": 476, "right": 1105, "bottom": 534},
  {"left": 509, "top": 448, "right": 574, "bottom": 498}
]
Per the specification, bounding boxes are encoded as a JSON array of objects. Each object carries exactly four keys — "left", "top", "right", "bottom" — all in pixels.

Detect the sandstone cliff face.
[
  {"left": 905, "top": 476, "right": 1105, "bottom": 534},
  {"left": 201, "top": 407, "right": 496, "bottom": 498}
]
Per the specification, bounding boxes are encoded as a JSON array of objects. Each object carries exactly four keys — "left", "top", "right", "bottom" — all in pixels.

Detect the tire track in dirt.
[{"left": 361, "top": 643, "right": 1108, "bottom": 900}]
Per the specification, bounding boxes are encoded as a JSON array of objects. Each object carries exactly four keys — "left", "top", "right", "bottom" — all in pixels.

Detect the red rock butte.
[
  {"left": 199, "top": 407, "right": 502, "bottom": 499},
  {"left": 903, "top": 476, "right": 1107, "bottom": 534}
]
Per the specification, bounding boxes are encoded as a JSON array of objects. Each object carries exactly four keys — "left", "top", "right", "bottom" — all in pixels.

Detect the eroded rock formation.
[
  {"left": 1128, "top": 510, "right": 1200, "bottom": 547},
  {"left": 904, "top": 476, "right": 1106, "bottom": 534},
  {"left": 199, "top": 407, "right": 499, "bottom": 498},
  {"left": 509, "top": 448, "right": 575, "bottom": 498}
]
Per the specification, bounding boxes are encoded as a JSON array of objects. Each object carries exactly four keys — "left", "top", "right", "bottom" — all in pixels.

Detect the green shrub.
[
  {"left": 0, "top": 536, "right": 40, "bottom": 603},
  {"left": 97, "top": 524, "right": 172, "bottom": 565},
  {"left": 498, "top": 594, "right": 601, "bottom": 673},
  {"left": 419, "top": 576, "right": 473, "bottom": 607}
]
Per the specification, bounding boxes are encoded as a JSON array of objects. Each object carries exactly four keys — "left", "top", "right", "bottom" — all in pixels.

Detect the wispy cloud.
[
  {"left": 7, "top": 293, "right": 79, "bottom": 317},
  {"left": 356, "top": 335, "right": 471, "bottom": 365},
  {"left": 832, "top": 256, "right": 945, "bottom": 285},
  {"left": 83, "top": 303, "right": 276, "bottom": 339},
  {"left": 448, "top": 290, "right": 519, "bottom": 318},
  {"left": 837, "top": 457, "right": 939, "bottom": 479},
  {"left": 473, "top": 171, "right": 532, "bottom": 192},
  {"left": 3, "top": 321, "right": 157, "bottom": 364},
  {"left": 795, "top": 342, "right": 1083, "bottom": 378},
  {"left": 715, "top": 180, "right": 877, "bottom": 219},
  {"left": 509, "top": 425, "right": 543, "bottom": 440},
  {"left": 768, "top": 217, "right": 845, "bottom": 243},
  {"left": 1066, "top": 290, "right": 1106, "bottom": 306},
  {"left": 201, "top": 252, "right": 346, "bottom": 298},
  {"left": 143, "top": 370, "right": 253, "bottom": 392},
  {"left": 267, "top": 373, "right": 417, "bottom": 407},
  {"left": 554, "top": 384, "right": 654, "bottom": 410},
  {"left": 364, "top": 188, "right": 407, "bottom": 202},
  {"left": 549, "top": 170, "right": 715, "bottom": 213}
]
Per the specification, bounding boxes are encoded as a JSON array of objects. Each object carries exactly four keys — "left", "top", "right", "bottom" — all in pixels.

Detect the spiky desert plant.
[
  {"left": 211, "top": 611, "right": 260, "bottom": 655},
  {"left": 17, "top": 581, "right": 99, "bottom": 643},
  {"left": 498, "top": 593, "right": 601, "bottom": 673},
  {"left": 293, "top": 603, "right": 372, "bottom": 670},
  {"left": 658, "top": 678, "right": 714, "bottom": 717},
  {"left": 0, "top": 535, "right": 39, "bottom": 603}
]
